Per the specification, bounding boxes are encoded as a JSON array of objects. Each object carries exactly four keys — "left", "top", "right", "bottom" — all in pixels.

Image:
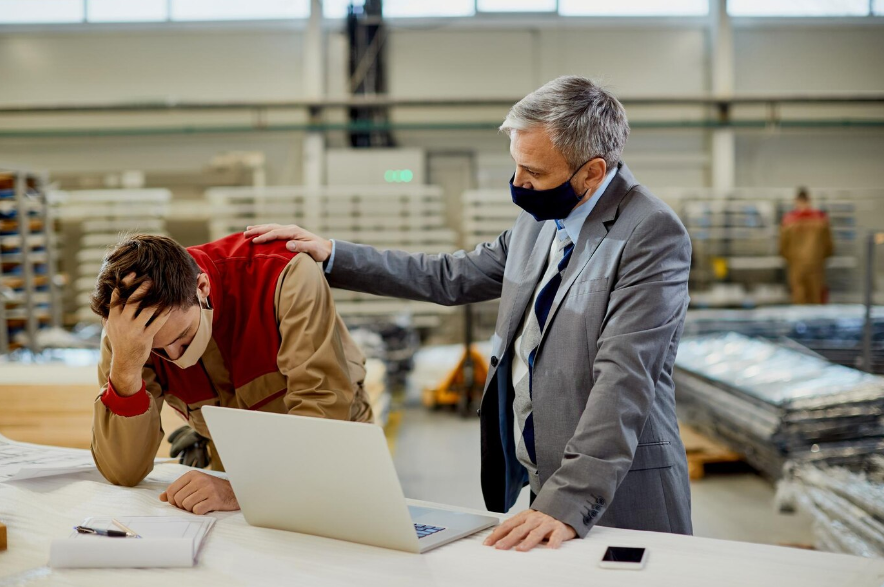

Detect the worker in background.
[
  {"left": 779, "top": 188, "right": 834, "bottom": 304},
  {"left": 90, "top": 233, "right": 372, "bottom": 514}
]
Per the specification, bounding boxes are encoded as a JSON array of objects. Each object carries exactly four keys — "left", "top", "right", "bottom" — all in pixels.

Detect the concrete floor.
[{"left": 391, "top": 407, "right": 815, "bottom": 547}]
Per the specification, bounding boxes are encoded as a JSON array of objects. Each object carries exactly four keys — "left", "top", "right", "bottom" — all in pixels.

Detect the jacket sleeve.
[
  {"left": 92, "top": 331, "right": 166, "bottom": 487},
  {"left": 530, "top": 209, "right": 692, "bottom": 538},
  {"left": 274, "top": 255, "right": 356, "bottom": 421},
  {"left": 325, "top": 229, "right": 511, "bottom": 306}
]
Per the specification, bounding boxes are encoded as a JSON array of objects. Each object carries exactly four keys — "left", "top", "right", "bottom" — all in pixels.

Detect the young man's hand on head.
[
  {"left": 160, "top": 471, "right": 239, "bottom": 515},
  {"left": 104, "top": 273, "right": 171, "bottom": 396}
]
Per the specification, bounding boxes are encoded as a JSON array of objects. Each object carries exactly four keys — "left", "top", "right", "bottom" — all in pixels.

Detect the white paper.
[
  {"left": 50, "top": 516, "right": 216, "bottom": 568},
  {"left": 0, "top": 432, "right": 96, "bottom": 482},
  {"left": 0, "top": 432, "right": 177, "bottom": 483}
]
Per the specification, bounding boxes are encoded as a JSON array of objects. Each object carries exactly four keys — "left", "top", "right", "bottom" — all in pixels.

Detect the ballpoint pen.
[
  {"left": 112, "top": 519, "right": 141, "bottom": 538},
  {"left": 74, "top": 526, "right": 130, "bottom": 537}
]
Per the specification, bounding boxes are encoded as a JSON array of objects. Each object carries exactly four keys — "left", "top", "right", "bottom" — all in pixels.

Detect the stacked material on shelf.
[
  {"left": 363, "top": 358, "right": 389, "bottom": 428},
  {"left": 207, "top": 185, "right": 457, "bottom": 328},
  {"left": 1, "top": 171, "right": 59, "bottom": 352},
  {"left": 55, "top": 189, "right": 171, "bottom": 324},
  {"left": 776, "top": 460, "right": 884, "bottom": 557},
  {"left": 348, "top": 321, "right": 420, "bottom": 392},
  {"left": 674, "top": 333, "right": 884, "bottom": 478},
  {"left": 683, "top": 305, "right": 884, "bottom": 373}
]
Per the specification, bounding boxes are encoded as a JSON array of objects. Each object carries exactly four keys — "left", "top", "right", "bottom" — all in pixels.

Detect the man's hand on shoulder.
[
  {"left": 483, "top": 509, "right": 577, "bottom": 552},
  {"left": 245, "top": 223, "right": 333, "bottom": 263}
]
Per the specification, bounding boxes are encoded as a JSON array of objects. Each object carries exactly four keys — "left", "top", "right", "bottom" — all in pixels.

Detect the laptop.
[{"left": 202, "top": 406, "right": 498, "bottom": 553}]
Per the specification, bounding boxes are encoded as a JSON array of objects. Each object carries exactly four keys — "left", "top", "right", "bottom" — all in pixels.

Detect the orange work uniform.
[{"left": 779, "top": 208, "right": 834, "bottom": 304}]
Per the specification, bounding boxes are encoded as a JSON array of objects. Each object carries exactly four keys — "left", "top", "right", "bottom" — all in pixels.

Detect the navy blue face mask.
[{"left": 510, "top": 159, "right": 593, "bottom": 222}]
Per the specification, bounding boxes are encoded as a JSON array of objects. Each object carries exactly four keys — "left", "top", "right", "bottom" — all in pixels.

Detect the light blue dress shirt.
[
  {"left": 324, "top": 239, "right": 338, "bottom": 274},
  {"left": 325, "top": 166, "right": 618, "bottom": 274},
  {"left": 554, "top": 165, "right": 618, "bottom": 245}
]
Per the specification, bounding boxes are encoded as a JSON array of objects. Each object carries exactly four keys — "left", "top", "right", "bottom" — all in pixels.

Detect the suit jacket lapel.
[
  {"left": 537, "top": 163, "right": 635, "bottom": 348},
  {"left": 500, "top": 220, "right": 556, "bottom": 353}
]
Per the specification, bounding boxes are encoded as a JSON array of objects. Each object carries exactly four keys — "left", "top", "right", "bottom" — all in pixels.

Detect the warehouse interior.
[{"left": 2, "top": 0, "right": 884, "bottom": 579}]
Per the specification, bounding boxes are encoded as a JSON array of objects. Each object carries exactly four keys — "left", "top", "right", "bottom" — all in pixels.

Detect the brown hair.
[
  {"left": 796, "top": 187, "right": 810, "bottom": 202},
  {"left": 90, "top": 234, "right": 201, "bottom": 320}
]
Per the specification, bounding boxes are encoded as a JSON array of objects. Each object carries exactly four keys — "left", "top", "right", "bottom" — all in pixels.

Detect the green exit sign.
[{"left": 384, "top": 169, "right": 414, "bottom": 183}]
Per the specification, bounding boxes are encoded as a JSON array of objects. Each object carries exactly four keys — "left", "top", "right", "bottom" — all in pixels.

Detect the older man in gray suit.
[{"left": 246, "top": 75, "right": 693, "bottom": 552}]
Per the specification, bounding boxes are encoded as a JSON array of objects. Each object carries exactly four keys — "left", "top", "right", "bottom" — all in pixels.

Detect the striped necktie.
[{"left": 514, "top": 231, "right": 575, "bottom": 485}]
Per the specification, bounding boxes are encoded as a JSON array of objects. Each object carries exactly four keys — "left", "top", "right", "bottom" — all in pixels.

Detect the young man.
[{"left": 90, "top": 232, "right": 372, "bottom": 515}]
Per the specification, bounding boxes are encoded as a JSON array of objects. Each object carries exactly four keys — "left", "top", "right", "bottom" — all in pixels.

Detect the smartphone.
[{"left": 598, "top": 546, "right": 648, "bottom": 570}]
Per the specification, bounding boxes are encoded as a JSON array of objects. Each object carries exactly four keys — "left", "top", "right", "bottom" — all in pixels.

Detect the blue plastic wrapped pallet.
[
  {"left": 683, "top": 305, "right": 884, "bottom": 374},
  {"left": 675, "top": 332, "right": 884, "bottom": 478}
]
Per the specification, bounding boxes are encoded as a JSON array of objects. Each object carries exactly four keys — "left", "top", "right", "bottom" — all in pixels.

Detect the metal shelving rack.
[
  {"left": 0, "top": 166, "right": 62, "bottom": 354},
  {"left": 675, "top": 189, "right": 865, "bottom": 308},
  {"left": 682, "top": 198, "right": 783, "bottom": 307},
  {"left": 460, "top": 188, "right": 520, "bottom": 341},
  {"left": 206, "top": 184, "right": 457, "bottom": 328},
  {"left": 54, "top": 189, "right": 172, "bottom": 324}
]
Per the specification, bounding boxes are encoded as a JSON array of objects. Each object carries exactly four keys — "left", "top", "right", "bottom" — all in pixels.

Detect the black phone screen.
[{"left": 602, "top": 547, "right": 646, "bottom": 563}]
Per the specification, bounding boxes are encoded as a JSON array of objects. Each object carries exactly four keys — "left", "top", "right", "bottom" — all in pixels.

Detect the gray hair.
[{"left": 500, "top": 75, "right": 630, "bottom": 171}]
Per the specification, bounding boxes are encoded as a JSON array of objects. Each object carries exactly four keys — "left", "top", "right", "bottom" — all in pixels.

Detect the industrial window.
[
  {"left": 171, "top": 0, "right": 309, "bottom": 21},
  {"left": 727, "top": 0, "right": 872, "bottom": 17},
  {"left": 87, "top": 0, "right": 169, "bottom": 22},
  {"left": 384, "top": 0, "right": 475, "bottom": 18},
  {"left": 2, "top": 0, "right": 879, "bottom": 25},
  {"left": 0, "top": 0, "right": 310, "bottom": 23},
  {"left": 559, "top": 0, "right": 708, "bottom": 16},
  {"left": 324, "top": 0, "right": 365, "bottom": 19},
  {"left": 324, "top": 0, "right": 475, "bottom": 18},
  {"left": 0, "top": 0, "right": 84, "bottom": 23},
  {"left": 477, "top": 0, "right": 557, "bottom": 12}
]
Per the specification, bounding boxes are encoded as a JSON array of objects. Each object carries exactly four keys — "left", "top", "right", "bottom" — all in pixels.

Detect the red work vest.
[{"left": 152, "top": 233, "right": 298, "bottom": 411}]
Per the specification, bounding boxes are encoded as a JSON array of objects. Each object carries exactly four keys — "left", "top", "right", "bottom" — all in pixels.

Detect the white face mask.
[{"left": 156, "top": 294, "right": 213, "bottom": 370}]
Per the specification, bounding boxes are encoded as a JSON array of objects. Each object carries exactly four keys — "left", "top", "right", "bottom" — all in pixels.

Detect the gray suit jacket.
[{"left": 327, "top": 162, "right": 693, "bottom": 537}]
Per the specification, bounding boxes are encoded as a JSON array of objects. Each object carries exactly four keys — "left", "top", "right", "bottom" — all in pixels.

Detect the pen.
[
  {"left": 111, "top": 519, "right": 141, "bottom": 538},
  {"left": 74, "top": 526, "right": 130, "bottom": 537}
]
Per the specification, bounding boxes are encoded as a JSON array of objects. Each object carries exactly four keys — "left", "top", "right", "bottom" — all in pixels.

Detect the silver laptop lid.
[{"left": 202, "top": 406, "right": 420, "bottom": 553}]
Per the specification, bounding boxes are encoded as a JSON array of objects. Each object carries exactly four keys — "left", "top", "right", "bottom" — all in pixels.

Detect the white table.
[{"left": 2, "top": 464, "right": 884, "bottom": 587}]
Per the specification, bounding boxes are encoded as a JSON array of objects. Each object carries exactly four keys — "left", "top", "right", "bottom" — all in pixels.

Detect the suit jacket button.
[{"left": 490, "top": 356, "right": 499, "bottom": 368}]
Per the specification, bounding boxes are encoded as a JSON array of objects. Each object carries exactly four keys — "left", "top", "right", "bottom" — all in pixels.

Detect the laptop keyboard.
[{"left": 414, "top": 524, "right": 446, "bottom": 539}]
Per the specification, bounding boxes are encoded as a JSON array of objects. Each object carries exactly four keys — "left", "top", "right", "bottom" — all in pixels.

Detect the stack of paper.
[
  {"left": 0, "top": 432, "right": 175, "bottom": 483},
  {"left": 50, "top": 516, "right": 215, "bottom": 568},
  {"left": 0, "top": 433, "right": 97, "bottom": 482}
]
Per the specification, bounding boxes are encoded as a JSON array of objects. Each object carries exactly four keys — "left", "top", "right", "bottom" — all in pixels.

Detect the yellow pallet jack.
[{"left": 422, "top": 305, "right": 487, "bottom": 417}]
